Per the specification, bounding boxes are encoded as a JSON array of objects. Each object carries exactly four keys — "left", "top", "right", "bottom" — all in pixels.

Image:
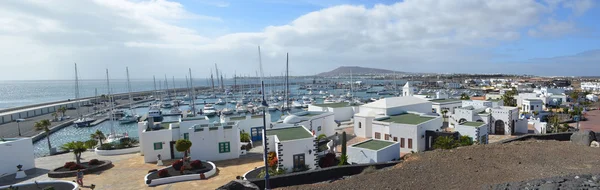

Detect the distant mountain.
[{"left": 316, "top": 66, "right": 408, "bottom": 76}]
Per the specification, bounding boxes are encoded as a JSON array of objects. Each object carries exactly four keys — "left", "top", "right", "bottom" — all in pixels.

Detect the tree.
[
  {"left": 240, "top": 132, "right": 250, "bottom": 142},
  {"left": 570, "top": 91, "right": 580, "bottom": 103},
  {"left": 58, "top": 107, "right": 67, "bottom": 117},
  {"left": 61, "top": 141, "right": 87, "bottom": 164},
  {"left": 316, "top": 134, "right": 327, "bottom": 141},
  {"left": 51, "top": 112, "right": 58, "bottom": 121},
  {"left": 460, "top": 93, "right": 470, "bottom": 100},
  {"left": 90, "top": 130, "right": 106, "bottom": 146},
  {"left": 34, "top": 119, "right": 53, "bottom": 154},
  {"left": 433, "top": 136, "right": 458, "bottom": 150},
  {"left": 175, "top": 139, "right": 192, "bottom": 158},
  {"left": 457, "top": 136, "right": 473, "bottom": 146},
  {"left": 441, "top": 109, "right": 448, "bottom": 122},
  {"left": 501, "top": 89, "right": 517, "bottom": 107},
  {"left": 84, "top": 140, "right": 98, "bottom": 149},
  {"left": 339, "top": 131, "right": 347, "bottom": 166}
]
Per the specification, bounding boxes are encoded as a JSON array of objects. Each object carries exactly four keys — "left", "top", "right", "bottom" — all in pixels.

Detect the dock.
[{"left": 90, "top": 117, "right": 108, "bottom": 126}]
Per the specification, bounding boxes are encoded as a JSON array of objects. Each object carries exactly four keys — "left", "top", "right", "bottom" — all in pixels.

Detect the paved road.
[{"left": 0, "top": 99, "right": 141, "bottom": 138}]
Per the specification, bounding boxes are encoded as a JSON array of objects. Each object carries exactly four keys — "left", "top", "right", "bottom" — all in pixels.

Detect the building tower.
[{"left": 403, "top": 81, "right": 414, "bottom": 97}]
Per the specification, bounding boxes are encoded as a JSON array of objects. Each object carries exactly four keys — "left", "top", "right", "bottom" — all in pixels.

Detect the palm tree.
[
  {"left": 61, "top": 141, "right": 87, "bottom": 164},
  {"left": 460, "top": 93, "right": 470, "bottom": 100},
  {"left": 90, "top": 130, "right": 106, "bottom": 146},
  {"left": 59, "top": 107, "right": 67, "bottom": 117},
  {"left": 34, "top": 119, "right": 52, "bottom": 154},
  {"left": 441, "top": 109, "right": 448, "bottom": 122},
  {"left": 51, "top": 112, "right": 58, "bottom": 121}
]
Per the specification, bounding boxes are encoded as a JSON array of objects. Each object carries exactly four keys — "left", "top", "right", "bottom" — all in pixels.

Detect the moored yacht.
[{"left": 203, "top": 104, "right": 217, "bottom": 116}]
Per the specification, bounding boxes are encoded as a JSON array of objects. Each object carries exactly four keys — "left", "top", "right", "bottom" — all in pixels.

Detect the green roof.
[
  {"left": 378, "top": 114, "right": 435, "bottom": 125},
  {"left": 230, "top": 116, "right": 246, "bottom": 121},
  {"left": 461, "top": 121, "right": 485, "bottom": 127},
  {"left": 430, "top": 99, "right": 461, "bottom": 103},
  {"left": 181, "top": 116, "right": 206, "bottom": 121},
  {"left": 353, "top": 140, "right": 395, "bottom": 150},
  {"left": 313, "top": 102, "right": 351, "bottom": 108},
  {"left": 266, "top": 127, "right": 313, "bottom": 141}
]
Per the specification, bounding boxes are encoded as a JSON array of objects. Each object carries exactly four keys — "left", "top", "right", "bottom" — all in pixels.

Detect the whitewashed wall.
[
  {"left": 278, "top": 137, "right": 316, "bottom": 172},
  {"left": 376, "top": 142, "right": 400, "bottom": 162},
  {"left": 189, "top": 126, "right": 240, "bottom": 161},
  {"left": 347, "top": 146, "right": 378, "bottom": 164},
  {"left": 0, "top": 138, "right": 35, "bottom": 176},
  {"left": 353, "top": 116, "right": 373, "bottom": 138},
  {"left": 386, "top": 103, "right": 431, "bottom": 115},
  {"left": 141, "top": 129, "right": 173, "bottom": 163}
]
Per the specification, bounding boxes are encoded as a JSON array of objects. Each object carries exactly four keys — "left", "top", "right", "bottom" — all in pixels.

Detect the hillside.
[{"left": 316, "top": 66, "right": 407, "bottom": 76}]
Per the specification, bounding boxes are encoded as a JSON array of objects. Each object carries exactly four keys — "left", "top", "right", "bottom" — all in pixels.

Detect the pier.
[{"left": 90, "top": 117, "right": 108, "bottom": 126}]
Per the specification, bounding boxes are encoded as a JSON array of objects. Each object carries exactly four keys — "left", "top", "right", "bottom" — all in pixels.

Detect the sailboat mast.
[
  {"left": 285, "top": 53, "right": 290, "bottom": 110},
  {"left": 106, "top": 69, "right": 115, "bottom": 135},
  {"left": 214, "top": 63, "right": 220, "bottom": 90},
  {"left": 126, "top": 67, "right": 134, "bottom": 114},
  {"left": 153, "top": 75, "right": 157, "bottom": 100},
  {"left": 210, "top": 68, "right": 215, "bottom": 94},
  {"left": 164, "top": 75, "right": 169, "bottom": 99},
  {"left": 172, "top": 76, "right": 176, "bottom": 97},
  {"left": 74, "top": 63, "right": 81, "bottom": 117},
  {"left": 189, "top": 68, "right": 196, "bottom": 116}
]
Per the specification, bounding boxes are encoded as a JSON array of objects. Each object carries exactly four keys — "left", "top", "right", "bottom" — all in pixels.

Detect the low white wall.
[
  {"left": 376, "top": 142, "right": 400, "bottom": 162},
  {"left": 0, "top": 180, "right": 78, "bottom": 190},
  {"left": 95, "top": 146, "right": 140, "bottom": 156},
  {"left": 145, "top": 161, "right": 216, "bottom": 187},
  {"left": 0, "top": 138, "right": 35, "bottom": 177},
  {"left": 347, "top": 146, "right": 378, "bottom": 164}
]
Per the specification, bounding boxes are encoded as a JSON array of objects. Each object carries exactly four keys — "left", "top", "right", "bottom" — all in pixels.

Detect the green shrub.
[
  {"left": 84, "top": 140, "right": 98, "bottom": 149},
  {"left": 316, "top": 134, "right": 327, "bottom": 141},
  {"left": 240, "top": 132, "right": 251, "bottom": 142},
  {"left": 433, "top": 136, "right": 459, "bottom": 150},
  {"left": 457, "top": 136, "right": 473, "bottom": 146},
  {"left": 98, "top": 143, "right": 114, "bottom": 150},
  {"left": 257, "top": 167, "right": 286, "bottom": 178}
]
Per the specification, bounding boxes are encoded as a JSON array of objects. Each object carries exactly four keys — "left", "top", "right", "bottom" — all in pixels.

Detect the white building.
[
  {"left": 446, "top": 82, "right": 462, "bottom": 89},
  {"left": 453, "top": 121, "right": 489, "bottom": 144},
  {"left": 581, "top": 82, "right": 600, "bottom": 92},
  {"left": 0, "top": 138, "right": 35, "bottom": 176},
  {"left": 429, "top": 99, "right": 462, "bottom": 115},
  {"left": 347, "top": 139, "right": 400, "bottom": 164},
  {"left": 485, "top": 93, "right": 503, "bottom": 100},
  {"left": 354, "top": 96, "right": 432, "bottom": 138},
  {"left": 522, "top": 99, "right": 543, "bottom": 114},
  {"left": 451, "top": 101, "right": 528, "bottom": 135},
  {"left": 308, "top": 103, "right": 360, "bottom": 122},
  {"left": 138, "top": 116, "right": 241, "bottom": 163},
  {"left": 403, "top": 82, "right": 415, "bottom": 97},
  {"left": 226, "top": 114, "right": 272, "bottom": 142},
  {"left": 370, "top": 113, "right": 442, "bottom": 153},
  {"left": 278, "top": 111, "right": 337, "bottom": 138},
  {"left": 266, "top": 126, "right": 317, "bottom": 172},
  {"left": 528, "top": 118, "right": 547, "bottom": 134},
  {"left": 188, "top": 122, "right": 241, "bottom": 161}
]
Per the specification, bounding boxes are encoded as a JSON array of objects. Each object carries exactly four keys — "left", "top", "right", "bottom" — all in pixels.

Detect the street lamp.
[{"left": 15, "top": 119, "right": 25, "bottom": 136}]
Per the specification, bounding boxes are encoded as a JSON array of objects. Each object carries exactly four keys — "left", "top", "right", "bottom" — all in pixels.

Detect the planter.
[
  {"left": 48, "top": 160, "right": 113, "bottom": 178},
  {"left": 144, "top": 161, "right": 216, "bottom": 187},
  {"left": 0, "top": 180, "right": 78, "bottom": 190},
  {"left": 243, "top": 166, "right": 265, "bottom": 180},
  {"left": 95, "top": 146, "right": 140, "bottom": 156}
]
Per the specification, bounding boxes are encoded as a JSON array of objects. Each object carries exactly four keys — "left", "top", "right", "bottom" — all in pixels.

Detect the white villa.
[
  {"left": 265, "top": 126, "right": 317, "bottom": 172},
  {"left": 429, "top": 99, "right": 462, "bottom": 115},
  {"left": 138, "top": 116, "right": 241, "bottom": 163},
  {"left": 347, "top": 139, "right": 400, "bottom": 164},
  {"left": 450, "top": 100, "right": 528, "bottom": 136},
  {"left": 308, "top": 102, "right": 359, "bottom": 122},
  {"left": 0, "top": 138, "right": 35, "bottom": 177},
  {"left": 278, "top": 111, "right": 337, "bottom": 138},
  {"left": 353, "top": 96, "right": 443, "bottom": 154}
]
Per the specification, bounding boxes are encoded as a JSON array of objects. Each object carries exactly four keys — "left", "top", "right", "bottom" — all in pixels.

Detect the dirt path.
[{"left": 285, "top": 140, "right": 600, "bottom": 190}]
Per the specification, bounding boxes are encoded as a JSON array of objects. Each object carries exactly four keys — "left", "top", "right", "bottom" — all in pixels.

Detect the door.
[
  {"left": 293, "top": 154, "right": 305, "bottom": 170},
  {"left": 251, "top": 127, "right": 263, "bottom": 141}
]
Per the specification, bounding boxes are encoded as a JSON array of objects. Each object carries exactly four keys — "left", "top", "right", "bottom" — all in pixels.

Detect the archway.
[
  {"left": 458, "top": 118, "right": 467, "bottom": 123},
  {"left": 495, "top": 120, "right": 505, "bottom": 135},
  {"left": 476, "top": 119, "right": 484, "bottom": 122}
]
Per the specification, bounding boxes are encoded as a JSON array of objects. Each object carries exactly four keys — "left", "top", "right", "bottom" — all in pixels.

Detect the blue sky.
[{"left": 0, "top": 0, "right": 599, "bottom": 80}]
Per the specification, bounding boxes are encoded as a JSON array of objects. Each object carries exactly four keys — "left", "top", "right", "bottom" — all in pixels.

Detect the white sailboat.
[
  {"left": 119, "top": 67, "right": 139, "bottom": 124},
  {"left": 73, "top": 63, "right": 96, "bottom": 127},
  {"left": 104, "top": 69, "right": 126, "bottom": 143}
]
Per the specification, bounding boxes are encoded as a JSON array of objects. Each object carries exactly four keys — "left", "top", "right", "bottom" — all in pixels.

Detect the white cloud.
[
  {"left": 564, "top": 0, "right": 594, "bottom": 16},
  {"left": 0, "top": 0, "right": 592, "bottom": 80},
  {"left": 528, "top": 19, "right": 577, "bottom": 37}
]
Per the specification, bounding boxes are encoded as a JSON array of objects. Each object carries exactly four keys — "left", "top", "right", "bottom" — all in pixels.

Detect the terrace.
[
  {"left": 266, "top": 127, "right": 313, "bottom": 141},
  {"left": 352, "top": 139, "right": 394, "bottom": 151},
  {"left": 461, "top": 121, "right": 485, "bottom": 127},
  {"left": 312, "top": 102, "right": 351, "bottom": 108},
  {"left": 377, "top": 113, "right": 435, "bottom": 125}
]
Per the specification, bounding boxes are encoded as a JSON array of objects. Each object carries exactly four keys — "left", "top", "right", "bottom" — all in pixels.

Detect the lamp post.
[
  {"left": 259, "top": 81, "right": 270, "bottom": 190},
  {"left": 15, "top": 119, "right": 24, "bottom": 136}
]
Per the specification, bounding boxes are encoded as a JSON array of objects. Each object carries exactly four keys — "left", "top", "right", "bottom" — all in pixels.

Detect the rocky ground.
[
  {"left": 283, "top": 140, "right": 600, "bottom": 190},
  {"left": 489, "top": 173, "right": 600, "bottom": 190}
]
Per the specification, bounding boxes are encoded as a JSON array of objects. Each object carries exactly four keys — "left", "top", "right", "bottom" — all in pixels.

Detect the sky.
[{"left": 0, "top": 0, "right": 599, "bottom": 80}]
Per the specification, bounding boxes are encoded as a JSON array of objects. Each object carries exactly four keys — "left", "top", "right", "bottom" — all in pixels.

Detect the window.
[
  {"left": 318, "top": 126, "right": 321, "bottom": 131},
  {"left": 385, "top": 134, "right": 390, "bottom": 141},
  {"left": 153, "top": 142, "right": 162, "bottom": 150},
  {"left": 400, "top": 138, "right": 405, "bottom": 148},
  {"left": 183, "top": 133, "right": 189, "bottom": 140},
  {"left": 359, "top": 122, "right": 362, "bottom": 128},
  {"left": 219, "top": 142, "right": 230, "bottom": 153},
  {"left": 375, "top": 132, "right": 381, "bottom": 139},
  {"left": 393, "top": 137, "right": 398, "bottom": 142},
  {"left": 408, "top": 139, "right": 413, "bottom": 149},
  {"left": 293, "top": 154, "right": 305, "bottom": 170}
]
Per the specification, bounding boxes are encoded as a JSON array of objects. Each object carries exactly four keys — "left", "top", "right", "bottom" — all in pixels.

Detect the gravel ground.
[{"left": 284, "top": 140, "right": 600, "bottom": 190}]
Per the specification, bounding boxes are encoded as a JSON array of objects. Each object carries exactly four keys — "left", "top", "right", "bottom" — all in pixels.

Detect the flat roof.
[
  {"left": 159, "top": 122, "right": 177, "bottom": 130},
  {"left": 229, "top": 116, "right": 246, "bottom": 121},
  {"left": 181, "top": 116, "right": 206, "bottom": 121},
  {"left": 266, "top": 127, "right": 312, "bottom": 141},
  {"left": 461, "top": 121, "right": 485, "bottom": 127},
  {"left": 313, "top": 102, "right": 350, "bottom": 108},
  {"left": 378, "top": 113, "right": 435, "bottom": 125},
  {"left": 353, "top": 140, "right": 394, "bottom": 150},
  {"left": 430, "top": 99, "right": 461, "bottom": 103}
]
